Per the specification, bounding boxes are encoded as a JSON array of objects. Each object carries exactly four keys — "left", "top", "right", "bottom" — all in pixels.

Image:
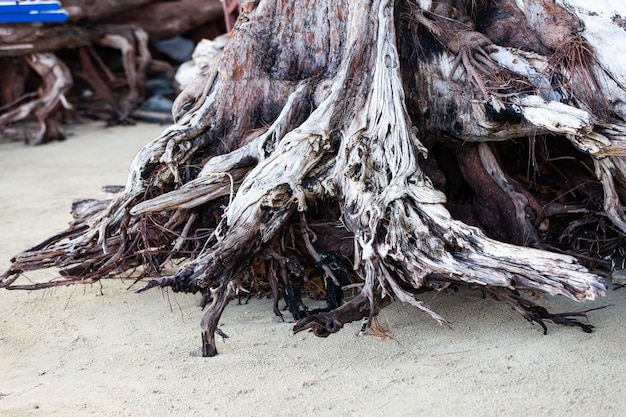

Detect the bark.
[{"left": 4, "top": 0, "right": 626, "bottom": 356}]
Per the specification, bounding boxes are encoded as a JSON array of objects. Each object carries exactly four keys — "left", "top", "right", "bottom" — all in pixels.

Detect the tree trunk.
[{"left": 5, "top": 0, "right": 626, "bottom": 356}]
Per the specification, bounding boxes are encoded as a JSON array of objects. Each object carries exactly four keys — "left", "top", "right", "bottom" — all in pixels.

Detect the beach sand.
[{"left": 1, "top": 122, "right": 626, "bottom": 416}]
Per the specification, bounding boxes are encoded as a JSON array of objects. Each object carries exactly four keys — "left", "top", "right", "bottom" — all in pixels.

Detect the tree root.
[
  {"left": 4, "top": 0, "right": 625, "bottom": 357},
  {"left": 455, "top": 142, "right": 537, "bottom": 244},
  {"left": 201, "top": 275, "right": 233, "bottom": 357},
  {"left": 477, "top": 142, "right": 543, "bottom": 245},
  {"left": 293, "top": 291, "right": 392, "bottom": 337},
  {"left": 486, "top": 287, "right": 609, "bottom": 334}
]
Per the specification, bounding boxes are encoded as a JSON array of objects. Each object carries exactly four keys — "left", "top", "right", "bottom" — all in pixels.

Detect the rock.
[
  {"left": 139, "top": 94, "right": 173, "bottom": 113},
  {"left": 152, "top": 35, "right": 195, "bottom": 63},
  {"left": 146, "top": 77, "right": 175, "bottom": 96}
]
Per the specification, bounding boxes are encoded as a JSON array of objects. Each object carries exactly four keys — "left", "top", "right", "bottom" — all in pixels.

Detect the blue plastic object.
[{"left": 0, "top": 1, "right": 68, "bottom": 23}]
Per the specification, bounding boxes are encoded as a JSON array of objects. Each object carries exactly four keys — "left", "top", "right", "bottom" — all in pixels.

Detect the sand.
[{"left": 1, "top": 122, "right": 626, "bottom": 417}]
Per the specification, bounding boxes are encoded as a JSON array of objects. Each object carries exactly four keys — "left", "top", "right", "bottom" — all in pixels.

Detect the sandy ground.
[{"left": 1, "top": 122, "right": 626, "bottom": 417}]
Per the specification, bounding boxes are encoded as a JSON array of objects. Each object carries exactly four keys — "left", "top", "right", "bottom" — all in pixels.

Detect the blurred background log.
[{"left": 0, "top": 0, "right": 225, "bottom": 144}]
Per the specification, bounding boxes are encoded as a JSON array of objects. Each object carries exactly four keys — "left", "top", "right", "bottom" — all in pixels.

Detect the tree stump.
[{"left": 5, "top": 0, "right": 626, "bottom": 356}]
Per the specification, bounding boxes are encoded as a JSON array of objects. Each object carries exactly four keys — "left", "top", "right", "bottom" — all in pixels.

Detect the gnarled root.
[
  {"left": 293, "top": 290, "right": 392, "bottom": 337},
  {"left": 454, "top": 142, "right": 542, "bottom": 245},
  {"left": 201, "top": 275, "right": 234, "bottom": 357},
  {"left": 3, "top": 0, "right": 621, "bottom": 357},
  {"left": 486, "top": 287, "right": 607, "bottom": 334}
]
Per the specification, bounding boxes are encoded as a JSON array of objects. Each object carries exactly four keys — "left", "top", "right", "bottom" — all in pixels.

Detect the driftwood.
[
  {"left": 63, "top": 0, "right": 156, "bottom": 22},
  {"left": 4, "top": 0, "right": 626, "bottom": 356},
  {"left": 102, "top": 0, "right": 223, "bottom": 41},
  {"left": 0, "top": 0, "right": 223, "bottom": 143},
  {"left": 0, "top": 0, "right": 223, "bottom": 55},
  {"left": 0, "top": 53, "right": 72, "bottom": 144}
]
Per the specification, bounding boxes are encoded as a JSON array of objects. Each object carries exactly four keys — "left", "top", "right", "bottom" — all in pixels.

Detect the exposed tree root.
[
  {"left": 4, "top": 0, "right": 626, "bottom": 356},
  {"left": 486, "top": 287, "right": 608, "bottom": 334},
  {"left": 200, "top": 275, "right": 233, "bottom": 357},
  {"left": 293, "top": 291, "right": 392, "bottom": 338}
]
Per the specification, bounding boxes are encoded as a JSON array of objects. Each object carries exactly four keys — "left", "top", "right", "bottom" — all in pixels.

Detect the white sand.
[{"left": 1, "top": 122, "right": 626, "bottom": 417}]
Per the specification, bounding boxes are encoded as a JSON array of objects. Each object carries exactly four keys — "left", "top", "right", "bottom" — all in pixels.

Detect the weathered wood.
[
  {"left": 0, "top": 0, "right": 222, "bottom": 141},
  {"left": 0, "top": 25, "right": 100, "bottom": 57},
  {"left": 0, "top": 1, "right": 222, "bottom": 56},
  {"left": 63, "top": 0, "right": 156, "bottom": 22},
  {"left": 101, "top": 0, "right": 223, "bottom": 41},
  {"left": 0, "top": 53, "right": 72, "bottom": 144},
  {"left": 5, "top": 0, "right": 626, "bottom": 357},
  {"left": 0, "top": 24, "right": 153, "bottom": 138}
]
